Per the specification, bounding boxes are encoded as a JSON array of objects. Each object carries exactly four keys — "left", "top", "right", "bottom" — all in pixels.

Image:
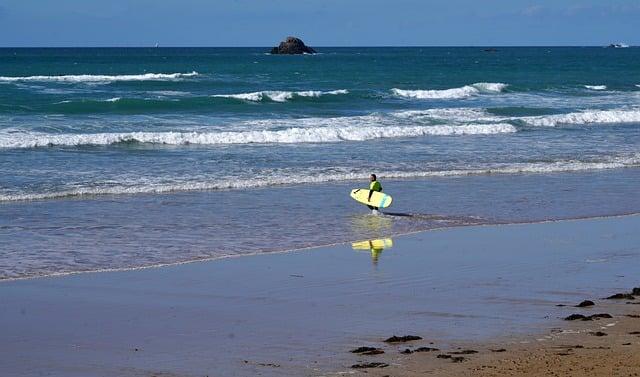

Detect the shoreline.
[{"left": 2, "top": 211, "right": 639, "bottom": 284}]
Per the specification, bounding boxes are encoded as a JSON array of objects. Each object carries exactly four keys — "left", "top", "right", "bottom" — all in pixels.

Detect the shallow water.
[{"left": 1, "top": 47, "right": 640, "bottom": 278}]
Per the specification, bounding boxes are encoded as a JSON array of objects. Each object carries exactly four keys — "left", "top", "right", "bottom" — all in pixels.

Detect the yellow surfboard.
[
  {"left": 351, "top": 238, "right": 394, "bottom": 250},
  {"left": 350, "top": 188, "right": 393, "bottom": 208}
]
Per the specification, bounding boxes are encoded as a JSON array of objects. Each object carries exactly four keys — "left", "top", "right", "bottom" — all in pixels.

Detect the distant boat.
[
  {"left": 155, "top": 42, "right": 159, "bottom": 48},
  {"left": 607, "top": 43, "right": 629, "bottom": 48}
]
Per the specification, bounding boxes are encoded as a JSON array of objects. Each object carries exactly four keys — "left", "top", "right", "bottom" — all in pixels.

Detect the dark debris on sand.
[
  {"left": 490, "top": 348, "right": 507, "bottom": 352},
  {"left": 401, "top": 346, "right": 439, "bottom": 354},
  {"left": 576, "top": 300, "right": 595, "bottom": 307},
  {"left": 350, "top": 346, "right": 384, "bottom": 355},
  {"left": 564, "top": 313, "right": 612, "bottom": 321},
  {"left": 351, "top": 362, "right": 389, "bottom": 369},
  {"left": 384, "top": 335, "right": 422, "bottom": 343},
  {"left": 449, "top": 349, "right": 479, "bottom": 355},
  {"left": 606, "top": 293, "right": 635, "bottom": 300},
  {"left": 436, "top": 354, "right": 466, "bottom": 362},
  {"left": 590, "top": 331, "right": 608, "bottom": 336}
]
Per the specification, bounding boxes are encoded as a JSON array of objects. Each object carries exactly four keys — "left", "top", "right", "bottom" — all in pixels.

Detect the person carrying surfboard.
[{"left": 368, "top": 174, "right": 382, "bottom": 213}]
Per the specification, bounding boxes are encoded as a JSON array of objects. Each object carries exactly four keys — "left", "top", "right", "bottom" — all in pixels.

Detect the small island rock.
[{"left": 270, "top": 37, "right": 316, "bottom": 55}]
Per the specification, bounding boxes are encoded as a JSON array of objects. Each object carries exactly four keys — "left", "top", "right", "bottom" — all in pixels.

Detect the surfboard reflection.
[{"left": 351, "top": 238, "right": 393, "bottom": 265}]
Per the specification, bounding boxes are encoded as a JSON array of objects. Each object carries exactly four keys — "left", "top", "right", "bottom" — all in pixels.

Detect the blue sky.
[{"left": 0, "top": 0, "right": 638, "bottom": 47}]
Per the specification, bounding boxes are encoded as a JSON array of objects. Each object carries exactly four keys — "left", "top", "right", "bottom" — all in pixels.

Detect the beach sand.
[
  {"left": 1, "top": 215, "right": 639, "bottom": 376},
  {"left": 338, "top": 297, "right": 640, "bottom": 376}
]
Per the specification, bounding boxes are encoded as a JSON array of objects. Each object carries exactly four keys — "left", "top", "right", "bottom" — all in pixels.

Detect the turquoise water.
[{"left": 1, "top": 47, "right": 640, "bottom": 279}]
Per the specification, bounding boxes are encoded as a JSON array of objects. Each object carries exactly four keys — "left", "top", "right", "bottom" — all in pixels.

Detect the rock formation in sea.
[{"left": 270, "top": 37, "right": 316, "bottom": 54}]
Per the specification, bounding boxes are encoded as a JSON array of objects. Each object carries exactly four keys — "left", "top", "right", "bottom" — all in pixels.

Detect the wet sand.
[
  {"left": 1, "top": 215, "right": 639, "bottom": 376},
  {"left": 335, "top": 294, "right": 640, "bottom": 376}
]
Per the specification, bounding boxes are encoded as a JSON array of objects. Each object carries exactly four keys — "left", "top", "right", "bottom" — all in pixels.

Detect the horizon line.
[{"left": 0, "top": 44, "right": 635, "bottom": 49}]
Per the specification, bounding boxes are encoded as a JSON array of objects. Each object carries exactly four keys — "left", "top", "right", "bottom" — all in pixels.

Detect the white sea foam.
[
  {"left": 2, "top": 154, "right": 638, "bottom": 202},
  {"left": 393, "top": 108, "right": 501, "bottom": 123},
  {"left": 0, "top": 72, "right": 199, "bottom": 83},
  {"left": 0, "top": 123, "right": 515, "bottom": 149},
  {"left": 212, "top": 89, "right": 348, "bottom": 102},
  {"left": 521, "top": 109, "right": 640, "bottom": 127},
  {"left": 104, "top": 97, "right": 121, "bottom": 102},
  {"left": 147, "top": 90, "right": 191, "bottom": 96},
  {"left": 391, "top": 82, "right": 508, "bottom": 100},
  {"left": 585, "top": 85, "right": 607, "bottom": 90}
]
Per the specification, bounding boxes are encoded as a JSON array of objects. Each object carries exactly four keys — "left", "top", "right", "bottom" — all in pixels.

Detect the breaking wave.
[
  {"left": 212, "top": 89, "right": 348, "bottom": 102},
  {"left": 391, "top": 82, "right": 508, "bottom": 99},
  {"left": 0, "top": 123, "right": 515, "bottom": 149},
  {"left": 0, "top": 72, "right": 199, "bottom": 83},
  {"left": 584, "top": 85, "right": 607, "bottom": 90},
  {"left": 521, "top": 109, "right": 640, "bottom": 127},
  {"left": 2, "top": 154, "right": 638, "bottom": 202}
]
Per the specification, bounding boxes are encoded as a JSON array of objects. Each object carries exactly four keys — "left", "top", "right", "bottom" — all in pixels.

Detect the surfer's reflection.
[
  {"left": 351, "top": 238, "right": 393, "bottom": 265},
  {"left": 349, "top": 213, "right": 393, "bottom": 234}
]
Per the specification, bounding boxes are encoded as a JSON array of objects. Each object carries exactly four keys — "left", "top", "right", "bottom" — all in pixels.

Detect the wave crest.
[
  {"left": 584, "top": 85, "right": 607, "bottom": 90},
  {"left": 0, "top": 72, "right": 199, "bottom": 83},
  {"left": 212, "top": 89, "right": 348, "bottom": 102},
  {"left": 522, "top": 109, "right": 640, "bottom": 127},
  {"left": 391, "top": 82, "right": 508, "bottom": 100},
  {"left": 0, "top": 123, "right": 515, "bottom": 149}
]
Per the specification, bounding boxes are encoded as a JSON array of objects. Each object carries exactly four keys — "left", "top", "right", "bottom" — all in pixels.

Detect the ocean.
[{"left": 1, "top": 47, "right": 639, "bottom": 280}]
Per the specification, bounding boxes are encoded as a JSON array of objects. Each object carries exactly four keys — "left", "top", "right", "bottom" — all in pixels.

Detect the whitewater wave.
[
  {"left": 521, "top": 109, "right": 640, "bottom": 127},
  {"left": 0, "top": 123, "right": 515, "bottom": 149},
  {"left": 2, "top": 154, "right": 638, "bottom": 202},
  {"left": 391, "top": 82, "right": 508, "bottom": 100},
  {"left": 0, "top": 72, "right": 199, "bottom": 83},
  {"left": 212, "top": 89, "right": 348, "bottom": 102},
  {"left": 585, "top": 85, "right": 607, "bottom": 90}
]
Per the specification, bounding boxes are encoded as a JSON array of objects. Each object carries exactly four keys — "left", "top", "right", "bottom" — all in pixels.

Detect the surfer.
[{"left": 368, "top": 174, "right": 382, "bottom": 214}]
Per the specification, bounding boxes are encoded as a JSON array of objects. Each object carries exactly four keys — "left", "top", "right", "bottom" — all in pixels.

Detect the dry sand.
[{"left": 343, "top": 296, "right": 640, "bottom": 376}]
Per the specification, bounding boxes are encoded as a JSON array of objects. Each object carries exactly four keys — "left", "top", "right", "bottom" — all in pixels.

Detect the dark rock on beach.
[
  {"left": 361, "top": 349, "right": 385, "bottom": 355},
  {"left": 415, "top": 346, "right": 439, "bottom": 352},
  {"left": 351, "top": 362, "right": 389, "bottom": 369},
  {"left": 564, "top": 313, "right": 612, "bottom": 321},
  {"left": 564, "top": 314, "right": 588, "bottom": 321},
  {"left": 437, "top": 354, "right": 466, "bottom": 362},
  {"left": 350, "top": 346, "right": 378, "bottom": 354},
  {"left": 576, "top": 300, "right": 595, "bottom": 307},
  {"left": 401, "top": 346, "right": 439, "bottom": 354},
  {"left": 491, "top": 348, "right": 507, "bottom": 352},
  {"left": 449, "top": 349, "right": 478, "bottom": 355},
  {"left": 632, "top": 287, "right": 640, "bottom": 295},
  {"left": 384, "top": 335, "right": 422, "bottom": 343},
  {"left": 270, "top": 37, "right": 316, "bottom": 55},
  {"left": 606, "top": 293, "right": 635, "bottom": 300},
  {"left": 590, "top": 331, "right": 608, "bottom": 336},
  {"left": 590, "top": 313, "right": 613, "bottom": 319}
]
